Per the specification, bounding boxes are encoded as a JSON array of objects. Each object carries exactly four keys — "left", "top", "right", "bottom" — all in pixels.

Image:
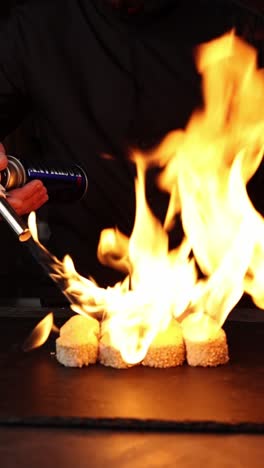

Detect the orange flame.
[
  {"left": 22, "top": 312, "right": 55, "bottom": 352},
  {"left": 28, "top": 31, "right": 264, "bottom": 362}
]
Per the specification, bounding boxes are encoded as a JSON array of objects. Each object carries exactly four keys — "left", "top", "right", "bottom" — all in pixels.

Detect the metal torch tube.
[
  {"left": 0, "top": 188, "right": 69, "bottom": 303},
  {"left": 0, "top": 195, "right": 31, "bottom": 242}
]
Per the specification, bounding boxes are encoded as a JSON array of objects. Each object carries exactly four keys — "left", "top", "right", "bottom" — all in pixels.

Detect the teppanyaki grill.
[{"left": 0, "top": 313, "right": 263, "bottom": 433}]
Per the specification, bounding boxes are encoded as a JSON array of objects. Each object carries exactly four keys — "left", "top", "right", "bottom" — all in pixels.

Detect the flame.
[
  {"left": 22, "top": 312, "right": 55, "bottom": 352},
  {"left": 28, "top": 31, "right": 264, "bottom": 363}
]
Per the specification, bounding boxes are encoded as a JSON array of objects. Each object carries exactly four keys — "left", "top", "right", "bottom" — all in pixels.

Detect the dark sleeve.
[{"left": 0, "top": 10, "right": 31, "bottom": 140}]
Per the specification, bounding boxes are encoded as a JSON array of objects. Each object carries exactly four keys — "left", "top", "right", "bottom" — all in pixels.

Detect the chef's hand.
[
  {"left": 0, "top": 144, "right": 7, "bottom": 171},
  {"left": 0, "top": 143, "right": 49, "bottom": 215}
]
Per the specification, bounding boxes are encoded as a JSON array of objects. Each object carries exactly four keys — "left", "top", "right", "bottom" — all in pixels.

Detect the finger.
[
  {"left": 0, "top": 152, "right": 8, "bottom": 171},
  {"left": 8, "top": 190, "right": 49, "bottom": 215},
  {"left": 0, "top": 142, "right": 7, "bottom": 171},
  {"left": 9, "top": 180, "right": 47, "bottom": 201},
  {"left": 26, "top": 191, "right": 49, "bottom": 212},
  {"left": 7, "top": 181, "right": 49, "bottom": 215}
]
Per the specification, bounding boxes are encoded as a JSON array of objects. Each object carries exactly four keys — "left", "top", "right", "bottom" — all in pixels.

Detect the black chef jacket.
[{"left": 0, "top": 0, "right": 261, "bottom": 294}]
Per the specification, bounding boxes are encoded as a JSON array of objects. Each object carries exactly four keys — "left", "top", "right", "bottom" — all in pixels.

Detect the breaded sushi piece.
[
  {"left": 182, "top": 316, "right": 229, "bottom": 367},
  {"left": 142, "top": 319, "right": 185, "bottom": 368},
  {"left": 99, "top": 331, "right": 133, "bottom": 369},
  {"left": 56, "top": 314, "right": 99, "bottom": 368}
]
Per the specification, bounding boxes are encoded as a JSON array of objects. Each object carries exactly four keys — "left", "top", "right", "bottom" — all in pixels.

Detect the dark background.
[{"left": 0, "top": 0, "right": 263, "bottom": 305}]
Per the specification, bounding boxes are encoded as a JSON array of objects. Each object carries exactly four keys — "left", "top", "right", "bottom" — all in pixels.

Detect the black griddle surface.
[
  {"left": 0, "top": 317, "right": 264, "bottom": 432},
  {"left": 1, "top": 429, "right": 264, "bottom": 468}
]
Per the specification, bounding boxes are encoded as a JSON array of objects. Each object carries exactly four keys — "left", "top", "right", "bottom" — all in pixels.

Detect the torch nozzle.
[{"left": 0, "top": 189, "right": 31, "bottom": 242}]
